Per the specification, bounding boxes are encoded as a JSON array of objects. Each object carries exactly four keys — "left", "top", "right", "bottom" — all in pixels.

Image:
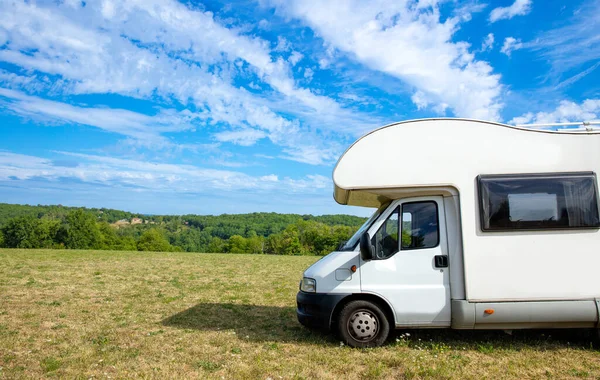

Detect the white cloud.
[
  {"left": 0, "top": 88, "right": 197, "bottom": 147},
  {"left": 255, "top": 154, "right": 275, "bottom": 160},
  {"left": 501, "top": 37, "right": 524, "bottom": 56},
  {"left": 247, "top": 82, "right": 261, "bottom": 90},
  {"left": 481, "top": 33, "right": 495, "bottom": 52},
  {"left": 267, "top": 0, "right": 504, "bottom": 121},
  {"left": 303, "top": 68, "right": 314, "bottom": 82},
  {"left": 411, "top": 91, "right": 430, "bottom": 111},
  {"left": 318, "top": 58, "right": 331, "bottom": 69},
  {"left": 281, "top": 144, "right": 341, "bottom": 166},
  {"left": 526, "top": 1, "right": 600, "bottom": 75},
  {"left": 213, "top": 129, "right": 267, "bottom": 146},
  {"left": 288, "top": 51, "right": 304, "bottom": 66},
  {"left": 453, "top": 2, "right": 488, "bottom": 22},
  {"left": 258, "top": 19, "right": 270, "bottom": 30},
  {"left": 0, "top": 70, "right": 53, "bottom": 93},
  {"left": 338, "top": 92, "right": 375, "bottom": 106},
  {"left": 284, "top": 174, "right": 330, "bottom": 191},
  {"left": 274, "top": 36, "right": 291, "bottom": 52},
  {"left": 489, "top": 0, "right": 532, "bottom": 23},
  {"left": 509, "top": 99, "right": 600, "bottom": 125},
  {"left": 0, "top": 150, "right": 331, "bottom": 193},
  {"left": 0, "top": 85, "right": 344, "bottom": 164},
  {"left": 260, "top": 174, "right": 279, "bottom": 182},
  {"left": 553, "top": 62, "right": 600, "bottom": 90},
  {"left": 0, "top": 0, "right": 375, "bottom": 165}
]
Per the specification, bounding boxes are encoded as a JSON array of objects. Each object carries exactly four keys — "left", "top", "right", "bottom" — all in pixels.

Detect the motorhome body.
[{"left": 296, "top": 118, "right": 600, "bottom": 347}]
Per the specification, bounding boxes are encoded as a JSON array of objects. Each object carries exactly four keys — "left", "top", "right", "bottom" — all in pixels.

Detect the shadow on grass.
[
  {"left": 161, "top": 302, "right": 335, "bottom": 345},
  {"left": 162, "top": 302, "right": 599, "bottom": 350}
]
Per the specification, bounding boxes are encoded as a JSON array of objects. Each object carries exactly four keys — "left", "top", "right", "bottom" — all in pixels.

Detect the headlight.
[{"left": 300, "top": 277, "right": 316, "bottom": 293}]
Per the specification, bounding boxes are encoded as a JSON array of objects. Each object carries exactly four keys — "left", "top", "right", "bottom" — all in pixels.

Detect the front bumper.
[{"left": 296, "top": 291, "right": 349, "bottom": 330}]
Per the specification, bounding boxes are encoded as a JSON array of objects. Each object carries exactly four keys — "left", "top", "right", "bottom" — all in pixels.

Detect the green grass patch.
[
  {"left": 196, "top": 360, "right": 221, "bottom": 372},
  {"left": 40, "top": 356, "right": 61, "bottom": 373},
  {"left": 0, "top": 248, "right": 599, "bottom": 379}
]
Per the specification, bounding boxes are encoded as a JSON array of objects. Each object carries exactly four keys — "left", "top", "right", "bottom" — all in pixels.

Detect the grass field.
[{"left": 1, "top": 249, "right": 599, "bottom": 379}]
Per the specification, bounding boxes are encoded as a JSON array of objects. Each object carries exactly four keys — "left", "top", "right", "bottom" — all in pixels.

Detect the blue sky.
[{"left": 0, "top": 0, "right": 599, "bottom": 216}]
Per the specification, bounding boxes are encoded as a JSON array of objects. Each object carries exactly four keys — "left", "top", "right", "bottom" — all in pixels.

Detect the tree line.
[{"left": 0, "top": 204, "right": 366, "bottom": 255}]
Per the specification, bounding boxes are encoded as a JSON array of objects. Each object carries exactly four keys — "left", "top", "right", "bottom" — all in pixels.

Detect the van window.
[
  {"left": 401, "top": 202, "right": 439, "bottom": 250},
  {"left": 478, "top": 173, "right": 600, "bottom": 231},
  {"left": 372, "top": 207, "right": 399, "bottom": 259}
]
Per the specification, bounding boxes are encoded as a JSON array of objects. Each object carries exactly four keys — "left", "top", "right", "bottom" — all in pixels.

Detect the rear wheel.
[{"left": 337, "top": 300, "right": 390, "bottom": 348}]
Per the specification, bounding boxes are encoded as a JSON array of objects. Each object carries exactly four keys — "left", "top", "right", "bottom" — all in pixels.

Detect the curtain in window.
[
  {"left": 563, "top": 180, "right": 584, "bottom": 226},
  {"left": 563, "top": 178, "right": 598, "bottom": 226},
  {"left": 480, "top": 182, "right": 491, "bottom": 230}
]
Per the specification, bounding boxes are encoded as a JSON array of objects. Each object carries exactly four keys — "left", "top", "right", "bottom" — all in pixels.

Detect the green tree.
[
  {"left": 57, "top": 210, "right": 102, "bottom": 249},
  {"left": 0, "top": 216, "right": 59, "bottom": 248},
  {"left": 331, "top": 225, "right": 354, "bottom": 251},
  {"left": 98, "top": 222, "right": 120, "bottom": 250},
  {"left": 137, "top": 229, "right": 173, "bottom": 252},
  {"left": 245, "top": 231, "right": 264, "bottom": 254},
  {"left": 298, "top": 220, "right": 333, "bottom": 255},
  {"left": 227, "top": 235, "right": 247, "bottom": 253},
  {"left": 97, "top": 222, "right": 137, "bottom": 251},
  {"left": 118, "top": 236, "right": 138, "bottom": 251},
  {"left": 171, "top": 228, "right": 211, "bottom": 252},
  {"left": 401, "top": 230, "right": 412, "bottom": 248},
  {"left": 0, "top": 203, "right": 366, "bottom": 255},
  {"left": 207, "top": 236, "right": 225, "bottom": 253},
  {"left": 265, "top": 225, "right": 303, "bottom": 255},
  {"left": 1, "top": 216, "right": 35, "bottom": 248}
]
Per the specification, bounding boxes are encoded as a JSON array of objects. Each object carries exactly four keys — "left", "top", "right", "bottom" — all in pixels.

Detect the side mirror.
[{"left": 359, "top": 232, "right": 374, "bottom": 261}]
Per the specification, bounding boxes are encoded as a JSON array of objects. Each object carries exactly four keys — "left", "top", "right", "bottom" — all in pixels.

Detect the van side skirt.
[{"left": 450, "top": 299, "right": 600, "bottom": 330}]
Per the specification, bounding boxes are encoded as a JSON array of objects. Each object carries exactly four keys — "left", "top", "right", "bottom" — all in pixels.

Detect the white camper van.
[{"left": 296, "top": 118, "right": 600, "bottom": 348}]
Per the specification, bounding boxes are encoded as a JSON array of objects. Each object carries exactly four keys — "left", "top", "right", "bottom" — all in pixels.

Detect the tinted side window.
[
  {"left": 372, "top": 207, "right": 399, "bottom": 259},
  {"left": 401, "top": 202, "right": 439, "bottom": 250},
  {"left": 479, "top": 173, "right": 600, "bottom": 231}
]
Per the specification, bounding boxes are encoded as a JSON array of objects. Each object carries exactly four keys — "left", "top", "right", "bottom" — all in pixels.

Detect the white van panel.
[{"left": 333, "top": 118, "right": 600, "bottom": 302}]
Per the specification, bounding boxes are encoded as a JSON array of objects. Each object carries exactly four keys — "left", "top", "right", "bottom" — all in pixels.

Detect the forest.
[{"left": 0, "top": 203, "right": 367, "bottom": 255}]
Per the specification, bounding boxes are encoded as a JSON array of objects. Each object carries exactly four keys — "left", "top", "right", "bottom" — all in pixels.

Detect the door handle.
[{"left": 434, "top": 255, "right": 448, "bottom": 268}]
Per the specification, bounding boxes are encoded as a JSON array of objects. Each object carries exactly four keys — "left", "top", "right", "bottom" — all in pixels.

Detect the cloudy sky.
[{"left": 0, "top": 0, "right": 599, "bottom": 215}]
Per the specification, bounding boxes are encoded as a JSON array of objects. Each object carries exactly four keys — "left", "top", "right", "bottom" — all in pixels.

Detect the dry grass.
[{"left": 0, "top": 249, "right": 599, "bottom": 379}]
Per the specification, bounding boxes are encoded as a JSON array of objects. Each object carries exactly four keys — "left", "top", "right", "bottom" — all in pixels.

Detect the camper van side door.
[{"left": 360, "top": 196, "right": 451, "bottom": 327}]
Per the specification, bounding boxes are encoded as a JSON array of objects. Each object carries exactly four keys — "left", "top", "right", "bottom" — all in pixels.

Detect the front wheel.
[{"left": 337, "top": 300, "right": 390, "bottom": 348}]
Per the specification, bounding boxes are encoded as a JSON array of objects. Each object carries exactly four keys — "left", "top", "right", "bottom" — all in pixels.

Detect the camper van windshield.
[{"left": 339, "top": 202, "right": 390, "bottom": 251}]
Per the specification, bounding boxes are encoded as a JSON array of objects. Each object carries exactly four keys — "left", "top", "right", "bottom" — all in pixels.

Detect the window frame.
[
  {"left": 371, "top": 206, "right": 400, "bottom": 260},
  {"left": 477, "top": 172, "right": 600, "bottom": 232},
  {"left": 400, "top": 201, "right": 440, "bottom": 251}
]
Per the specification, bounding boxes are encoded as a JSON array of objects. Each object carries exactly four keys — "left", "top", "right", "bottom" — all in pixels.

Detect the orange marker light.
[
  {"left": 350, "top": 265, "right": 357, "bottom": 273},
  {"left": 484, "top": 309, "right": 495, "bottom": 315}
]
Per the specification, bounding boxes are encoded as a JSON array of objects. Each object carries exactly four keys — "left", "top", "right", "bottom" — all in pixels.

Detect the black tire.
[{"left": 337, "top": 300, "right": 390, "bottom": 348}]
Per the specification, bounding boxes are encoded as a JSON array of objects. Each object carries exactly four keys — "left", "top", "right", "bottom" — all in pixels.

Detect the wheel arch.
[{"left": 330, "top": 293, "right": 396, "bottom": 329}]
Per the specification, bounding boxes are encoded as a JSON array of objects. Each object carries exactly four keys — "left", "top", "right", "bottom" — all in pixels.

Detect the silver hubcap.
[{"left": 347, "top": 309, "right": 379, "bottom": 341}]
